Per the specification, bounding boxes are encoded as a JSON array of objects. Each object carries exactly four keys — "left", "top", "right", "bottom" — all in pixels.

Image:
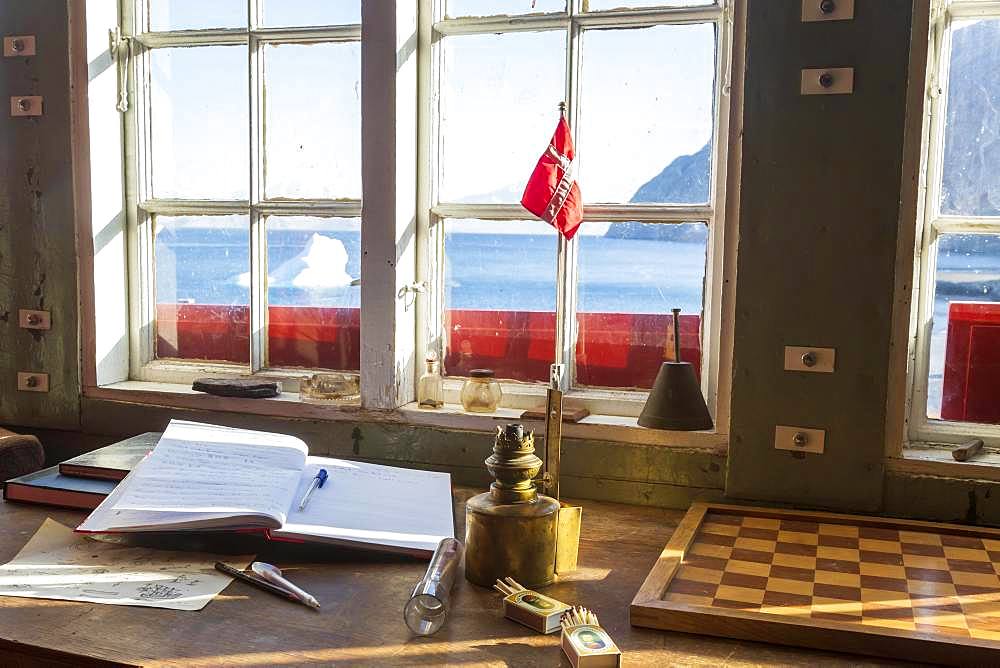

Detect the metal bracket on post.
[
  {"left": 544, "top": 363, "right": 565, "bottom": 501},
  {"left": 108, "top": 27, "right": 131, "bottom": 112},
  {"left": 3, "top": 35, "right": 36, "bottom": 57},
  {"left": 10, "top": 96, "right": 42, "bottom": 117}
]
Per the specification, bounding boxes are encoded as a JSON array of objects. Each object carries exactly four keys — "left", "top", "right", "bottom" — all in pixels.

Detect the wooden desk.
[{"left": 0, "top": 490, "right": 907, "bottom": 667}]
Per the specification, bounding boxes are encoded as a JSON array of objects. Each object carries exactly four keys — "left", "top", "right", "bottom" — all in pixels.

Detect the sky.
[{"left": 148, "top": 0, "right": 717, "bottom": 230}]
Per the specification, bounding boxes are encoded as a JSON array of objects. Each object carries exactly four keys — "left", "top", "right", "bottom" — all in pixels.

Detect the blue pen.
[{"left": 297, "top": 468, "right": 328, "bottom": 510}]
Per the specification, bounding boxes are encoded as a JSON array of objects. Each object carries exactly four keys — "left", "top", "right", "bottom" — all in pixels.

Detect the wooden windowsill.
[
  {"left": 83, "top": 381, "right": 728, "bottom": 450},
  {"left": 888, "top": 443, "right": 1000, "bottom": 482}
]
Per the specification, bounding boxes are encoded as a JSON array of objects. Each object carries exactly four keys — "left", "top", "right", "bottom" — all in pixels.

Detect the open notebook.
[{"left": 77, "top": 420, "right": 455, "bottom": 557}]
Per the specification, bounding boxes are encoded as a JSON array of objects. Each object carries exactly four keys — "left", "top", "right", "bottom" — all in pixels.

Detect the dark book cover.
[
  {"left": 3, "top": 466, "right": 118, "bottom": 510},
  {"left": 58, "top": 432, "right": 160, "bottom": 481}
]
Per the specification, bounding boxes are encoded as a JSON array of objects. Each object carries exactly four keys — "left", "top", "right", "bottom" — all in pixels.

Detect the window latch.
[
  {"left": 108, "top": 27, "right": 131, "bottom": 113},
  {"left": 398, "top": 282, "right": 427, "bottom": 297},
  {"left": 398, "top": 282, "right": 427, "bottom": 310}
]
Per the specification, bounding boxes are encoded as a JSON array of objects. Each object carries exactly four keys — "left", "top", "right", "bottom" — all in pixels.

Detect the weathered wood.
[
  {"left": 884, "top": 1, "right": 932, "bottom": 461},
  {"left": 632, "top": 502, "right": 707, "bottom": 604},
  {"left": 727, "top": 0, "right": 913, "bottom": 511},
  {"left": 951, "top": 439, "right": 984, "bottom": 462},
  {"left": 359, "top": 1, "right": 418, "bottom": 410},
  {"left": 0, "top": 491, "right": 909, "bottom": 667},
  {"left": 78, "top": 396, "right": 728, "bottom": 509},
  {"left": 0, "top": 0, "right": 80, "bottom": 430}
]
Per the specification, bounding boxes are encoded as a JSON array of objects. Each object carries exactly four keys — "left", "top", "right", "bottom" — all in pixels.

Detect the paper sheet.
[{"left": 0, "top": 518, "right": 253, "bottom": 610}]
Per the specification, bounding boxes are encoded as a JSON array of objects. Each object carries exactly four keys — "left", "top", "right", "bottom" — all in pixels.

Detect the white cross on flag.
[{"left": 520, "top": 116, "right": 584, "bottom": 240}]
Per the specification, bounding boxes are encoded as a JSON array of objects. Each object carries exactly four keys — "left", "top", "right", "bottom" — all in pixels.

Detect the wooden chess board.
[{"left": 631, "top": 503, "right": 1000, "bottom": 665}]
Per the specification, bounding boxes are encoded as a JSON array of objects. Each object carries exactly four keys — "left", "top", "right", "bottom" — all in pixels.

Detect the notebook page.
[
  {"left": 272, "top": 457, "right": 454, "bottom": 553},
  {"left": 77, "top": 453, "right": 265, "bottom": 533},
  {"left": 79, "top": 420, "right": 307, "bottom": 532}
]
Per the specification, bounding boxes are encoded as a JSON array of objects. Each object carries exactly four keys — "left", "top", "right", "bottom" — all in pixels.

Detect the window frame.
[
  {"left": 87, "top": 0, "right": 742, "bottom": 431},
  {"left": 120, "top": 0, "right": 364, "bottom": 390},
  {"left": 907, "top": 0, "right": 1000, "bottom": 448},
  {"left": 419, "top": 0, "right": 736, "bottom": 418}
]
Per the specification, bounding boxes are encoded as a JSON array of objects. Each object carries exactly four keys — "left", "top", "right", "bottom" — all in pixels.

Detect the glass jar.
[
  {"left": 417, "top": 354, "right": 444, "bottom": 409},
  {"left": 460, "top": 369, "right": 502, "bottom": 413},
  {"left": 299, "top": 372, "right": 360, "bottom": 404}
]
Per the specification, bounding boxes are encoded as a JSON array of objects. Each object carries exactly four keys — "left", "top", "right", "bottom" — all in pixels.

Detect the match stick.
[
  {"left": 493, "top": 580, "right": 515, "bottom": 597},
  {"left": 504, "top": 577, "right": 526, "bottom": 592},
  {"left": 493, "top": 578, "right": 528, "bottom": 598},
  {"left": 561, "top": 605, "right": 601, "bottom": 628}
]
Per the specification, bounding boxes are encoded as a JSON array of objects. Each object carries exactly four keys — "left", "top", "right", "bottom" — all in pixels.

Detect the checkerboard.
[{"left": 662, "top": 511, "right": 1000, "bottom": 641}]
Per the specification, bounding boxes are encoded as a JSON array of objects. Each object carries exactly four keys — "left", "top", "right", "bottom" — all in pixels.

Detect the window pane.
[
  {"left": 578, "top": 24, "right": 715, "bottom": 204},
  {"left": 940, "top": 19, "right": 1000, "bottom": 217},
  {"left": 440, "top": 31, "right": 566, "bottom": 203},
  {"left": 148, "top": 0, "right": 246, "bottom": 31},
  {"left": 576, "top": 222, "right": 707, "bottom": 389},
  {"left": 266, "top": 217, "right": 361, "bottom": 371},
  {"left": 264, "top": 42, "right": 361, "bottom": 199},
  {"left": 154, "top": 215, "right": 249, "bottom": 364},
  {"left": 585, "top": 0, "right": 715, "bottom": 10},
  {"left": 150, "top": 46, "right": 249, "bottom": 200},
  {"left": 931, "top": 234, "right": 1000, "bottom": 424},
  {"left": 444, "top": 219, "right": 556, "bottom": 382},
  {"left": 446, "top": 0, "right": 565, "bottom": 17},
  {"left": 262, "top": 0, "right": 360, "bottom": 26}
]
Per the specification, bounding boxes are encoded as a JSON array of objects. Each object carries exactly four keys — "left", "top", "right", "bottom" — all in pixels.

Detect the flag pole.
[{"left": 558, "top": 100, "right": 566, "bottom": 117}]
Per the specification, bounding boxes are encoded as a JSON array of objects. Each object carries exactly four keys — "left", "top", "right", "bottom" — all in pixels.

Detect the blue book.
[{"left": 3, "top": 466, "right": 118, "bottom": 510}]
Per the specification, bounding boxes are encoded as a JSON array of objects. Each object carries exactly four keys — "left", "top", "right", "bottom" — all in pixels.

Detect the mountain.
[
  {"left": 631, "top": 142, "right": 712, "bottom": 205},
  {"left": 940, "top": 20, "right": 1000, "bottom": 217},
  {"left": 604, "top": 142, "right": 711, "bottom": 242},
  {"left": 609, "top": 20, "right": 1000, "bottom": 243}
]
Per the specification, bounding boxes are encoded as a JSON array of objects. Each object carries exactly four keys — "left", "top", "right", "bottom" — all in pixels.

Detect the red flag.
[{"left": 520, "top": 116, "right": 584, "bottom": 240}]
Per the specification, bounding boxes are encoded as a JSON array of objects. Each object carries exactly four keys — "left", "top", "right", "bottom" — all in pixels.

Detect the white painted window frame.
[
  {"left": 907, "top": 0, "right": 1000, "bottom": 448},
  {"left": 418, "top": 0, "right": 735, "bottom": 419},
  {"left": 118, "top": 0, "right": 373, "bottom": 393},
  {"left": 87, "top": 0, "right": 740, "bottom": 430}
]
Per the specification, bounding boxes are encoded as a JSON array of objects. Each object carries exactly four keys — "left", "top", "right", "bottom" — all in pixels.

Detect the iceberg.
[{"left": 237, "top": 233, "right": 355, "bottom": 289}]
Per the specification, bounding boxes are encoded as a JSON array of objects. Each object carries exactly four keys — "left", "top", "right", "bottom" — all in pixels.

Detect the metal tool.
[
  {"left": 251, "top": 561, "right": 320, "bottom": 610},
  {"left": 544, "top": 363, "right": 565, "bottom": 500}
]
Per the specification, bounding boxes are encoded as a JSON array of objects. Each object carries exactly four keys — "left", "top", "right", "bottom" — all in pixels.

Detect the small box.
[
  {"left": 561, "top": 623, "right": 622, "bottom": 668},
  {"left": 502, "top": 589, "right": 571, "bottom": 634}
]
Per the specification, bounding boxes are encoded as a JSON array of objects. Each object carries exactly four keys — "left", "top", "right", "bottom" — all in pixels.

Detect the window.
[
  {"left": 124, "top": 1, "right": 362, "bottom": 382},
  {"left": 910, "top": 0, "right": 1000, "bottom": 441},
  {"left": 103, "top": 0, "right": 737, "bottom": 421},
  {"left": 426, "top": 0, "right": 734, "bottom": 413}
]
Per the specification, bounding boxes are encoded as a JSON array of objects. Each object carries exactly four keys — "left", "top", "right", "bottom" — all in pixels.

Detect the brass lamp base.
[{"left": 465, "top": 491, "right": 560, "bottom": 589}]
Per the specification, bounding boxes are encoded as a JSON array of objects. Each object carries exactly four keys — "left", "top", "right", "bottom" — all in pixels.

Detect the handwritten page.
[
  {"left": 0, "top": 519, "right": 253, "bottom": 611},
  {"left": 79, "top": 420, "right": 307, "bottom": 533},
  {"left": 272, "top": 457, "right": 454, "bottom": 553}
]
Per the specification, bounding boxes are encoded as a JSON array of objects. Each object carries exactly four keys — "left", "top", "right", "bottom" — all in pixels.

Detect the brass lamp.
[{"left": 637, "top": 308, "right": 714, "bottom": 431}]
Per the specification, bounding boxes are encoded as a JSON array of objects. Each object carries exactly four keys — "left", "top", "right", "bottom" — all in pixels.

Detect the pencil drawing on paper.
[{"left": 0, "top": 518, "right": 253, "bottom": 611}]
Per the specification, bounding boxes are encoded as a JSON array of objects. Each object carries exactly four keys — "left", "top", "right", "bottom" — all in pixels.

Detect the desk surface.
[{"left": 0, "top": 490, "right": 909, "bottom": 667}]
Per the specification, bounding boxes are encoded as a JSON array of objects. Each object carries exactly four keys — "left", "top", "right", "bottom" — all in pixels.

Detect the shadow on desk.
[{"left": 88, "top": 530, "right": 427, "bottom": 566}]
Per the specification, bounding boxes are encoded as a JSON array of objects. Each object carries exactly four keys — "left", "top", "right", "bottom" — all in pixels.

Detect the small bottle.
[
  {"left": 417, "top": 353, "right": 444, "bottom": 409},
  {"left": 460, "top": 369, "right": 502, "bottom": 413}
]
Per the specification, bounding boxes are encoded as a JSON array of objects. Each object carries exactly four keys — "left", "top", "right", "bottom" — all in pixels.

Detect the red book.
[
  {"left": 58, "top": 433, "right": 158, "bottom": 482},
  {"left": 4, "top": 466, "right": 117, "bottom": 510}
]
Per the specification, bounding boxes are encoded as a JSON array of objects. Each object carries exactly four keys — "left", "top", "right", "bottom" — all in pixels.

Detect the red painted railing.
[
  {"left": 155, "top": 304, "right": 701, "bottom": 389},
  {"left": 942, "top": 301, "right": 1000, "bottom": 424}
]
